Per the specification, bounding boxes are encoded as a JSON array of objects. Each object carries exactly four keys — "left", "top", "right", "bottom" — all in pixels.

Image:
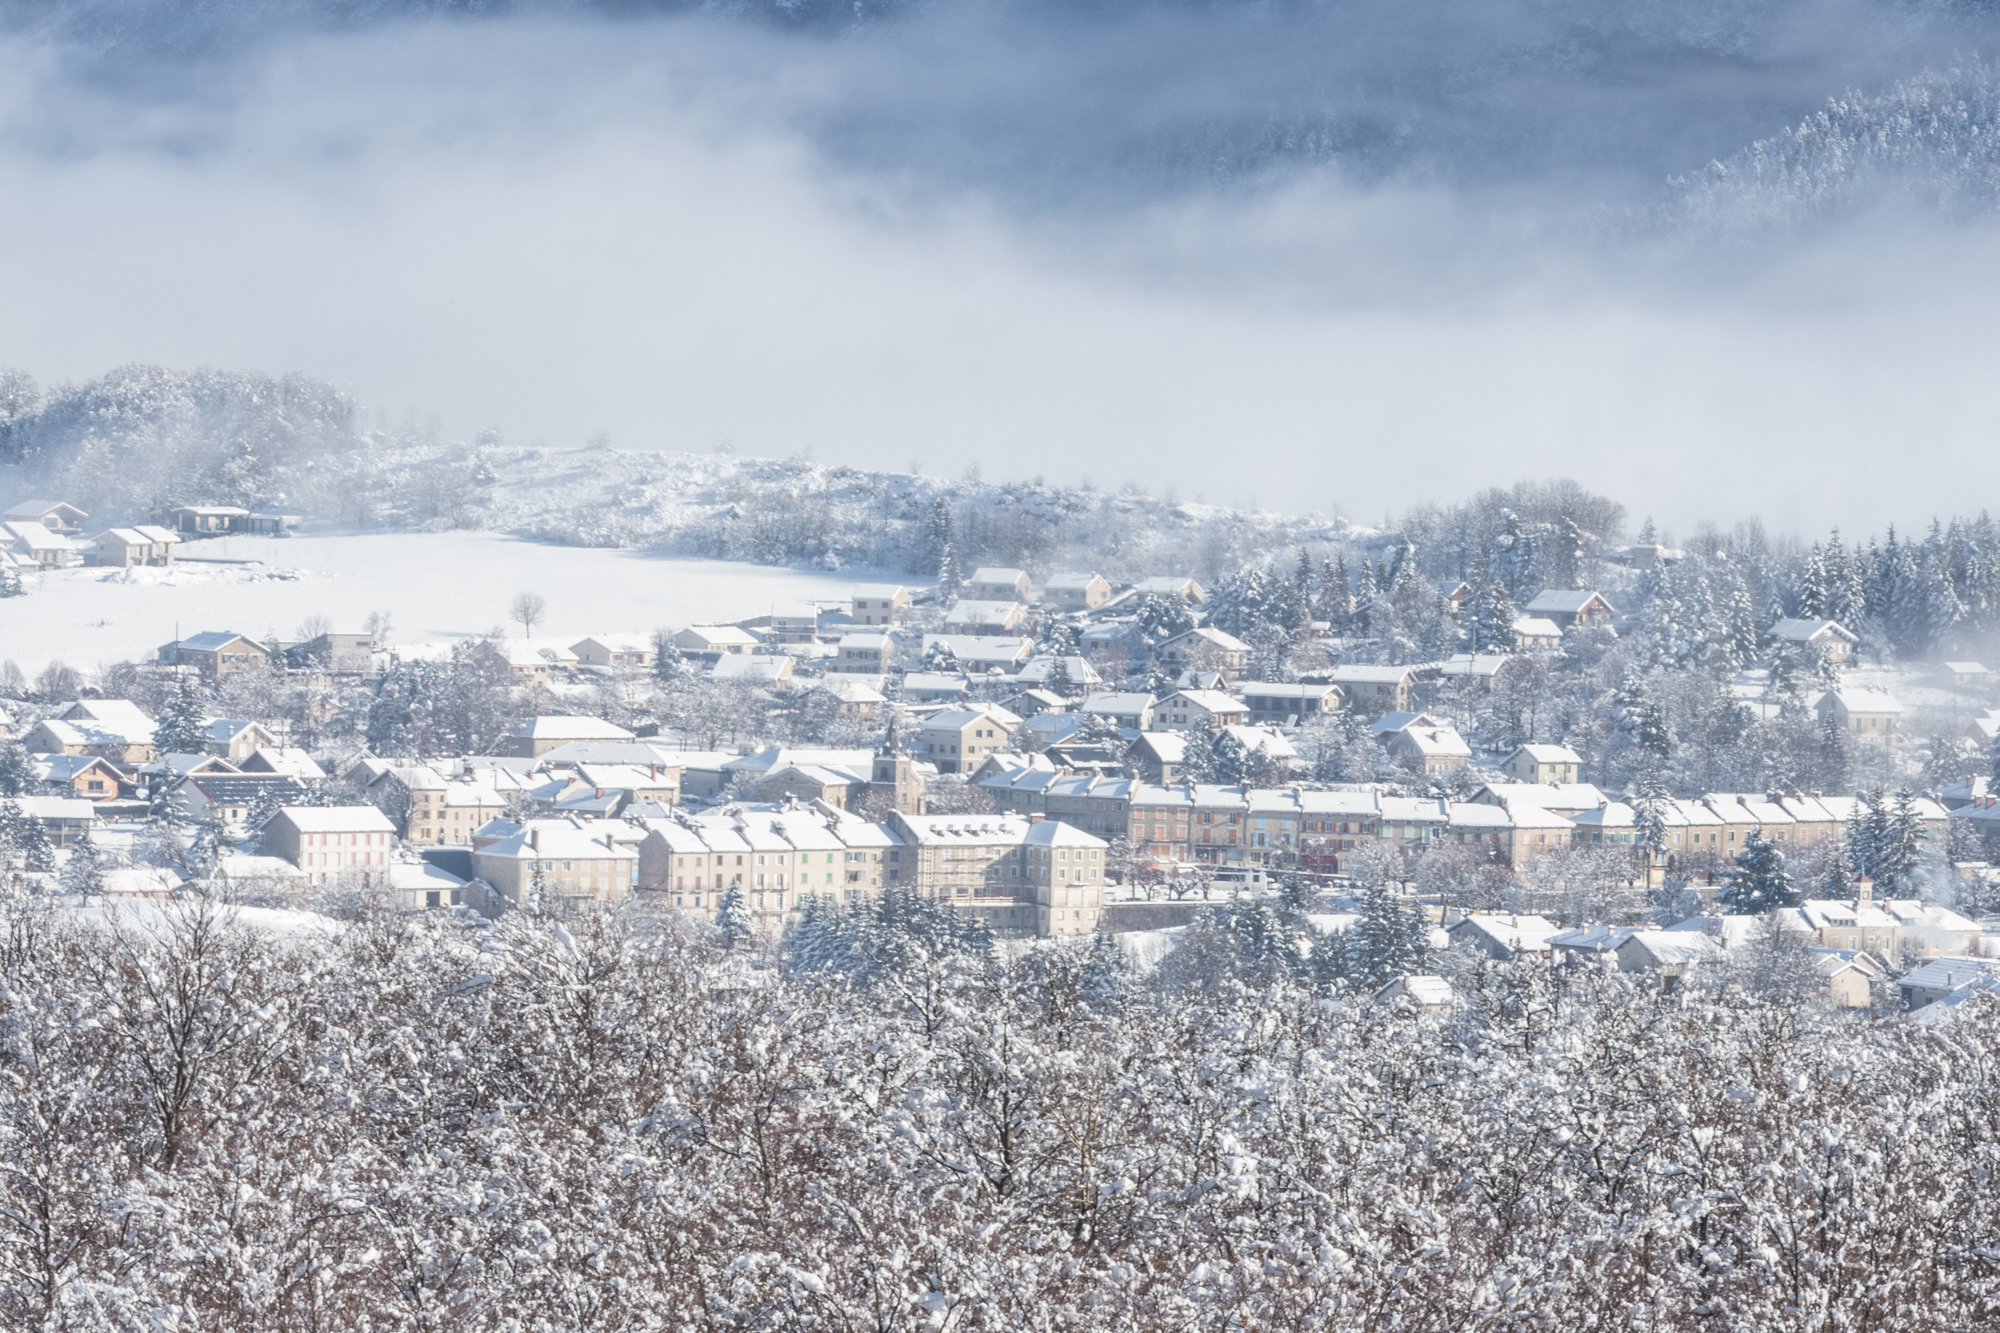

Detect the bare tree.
[{"left": 510, "top": 592, "right": 547, "bottom": 638}]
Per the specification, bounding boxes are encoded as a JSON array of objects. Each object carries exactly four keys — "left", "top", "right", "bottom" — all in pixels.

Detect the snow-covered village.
[{"left": 0, "top": 367, "right": 1996, "bottom": 1325}]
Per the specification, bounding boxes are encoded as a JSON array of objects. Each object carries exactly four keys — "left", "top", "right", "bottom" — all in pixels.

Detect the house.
[
  {"left": 852, "top": 584, "right": 912, "bottom": 626},
  {"left": 1154, "top": 689, "right": 1249, "bottom": 731},
  {"left": 472, "top": 821, "right": 640, "bottom": 912},
  {"left": 822, "top": 677, "right": 887, "bottom": 719},
  {"left": 1131, "top": 576, "right": 1205, "bottom": 603},
  {"left": 253, "top": 805, "right": 398, "bottom": 887},
  {"left": 2, "top": 500, "right": 87, "bottom": 533},
  {"left": 1236, "top": 682, "right": 1342, "bottom": 725},
  {"left": 170, "top": 504, "right": 250, "bottom": 534},
  {"left": 1615, "top": 929, "right": 1725, "bottom": 982},
  {"left": 570, "top": 634, "right": 657, "bottom": 668},
  {"left": 1323, "top": 665, "right": 1418, "bottom": 715},
  {"left": 1521, "top": 590, "right": 1618, "bottom": 629},
  {"left": 212, "top": 853, "right": 311, "bottom": 902},
  {"left": 999, "top": 687, "right": 1067, "bottom": 718},
  {"left": 22, "top": 716, "right": 157, "bottom": 763},
  {"left": 1080, "top": 691, "right": 1156, "bottom": 732},
  {"left": 238, "top": 748, "right": 328, "bottom": 780},
  {"left": 918, "top": 704, "right": 1021, "bottom": 774},
  {"left": 159, "top": 632, "right": 269, "bottom": 682},
  {"left": 1470, "top": 782, "right": 1606, "bottom": 817},
  {"left": 757, "top": 762, "right": 872, "bottom": 809},
  {"left": 204, "top": 719, "right": 282, "bottom": 761},
  {"left": 902, "top": 672, "right": 972, "bottom": 703},
  {"left": 175, "top": 774, "right": 314, "bottom": 828},
  {"left": 502, "top": 716, "right": 636, "bottom": 758},
  {"left": 0, "top": 521, "right": 80, "bottom": 568},
  {"left": 672, "top": 625, "right": 760, "bottom": 657},
  {"left": 1156, "top": 628, "right": 1250, "bottom": 679},
  {"left": 1435, "top": 654, "right": 1513, "bottom": 691},
  {"left": 968, "top": 567, "right": 1033, "bottom": 602},
  {"left": 1042, "top": 572, "right": 1113, "bottom": 610},
  {"left": 1368, "top": 711, "right": 1443, "bottom": 743},
  {"left": 1813, "top": 688, "right": 1902, "bottom": 737},
  {"left": 1391, "top": 725, "right": 1472, "bottom": 773},
  {"left": 943, "top": 600, "right": 1028, "bottom": 634},
  {"left": 388, "top": 860, "right": 471, "bottom": 912},
  {"left": 1770, "top": 618, "right": 1860, "bottom": 665},
  {"left": 1512, "top": 617, "right": 1563, "bottom": 651},
  {"left": 14, "top": 796, "right": 96, "bottom": 847},
  {"left": 1447, "top": 912, "right": 1560, "bottom": 960},
  {"left": 832, "top": 632, "right": 892, "bottom": 675},
  {"left": 1125, "top": 732, "right": 1190, "bottom": 784},
  {"left": 1897, "top": 956, "right": 2000, "bottom": 1010},
  {"left": 88, "top": 525, "right": 180, "bottom": 567},
  {"left": 712, "top": 654, "right": 795, "bottom": 689},
  {"left": 1939, "top": 661, "right": 1993, "bottom": 688},
  {"left": 1815, "top": 950, "right": 1886, "bottom": 1009},
  {"left": 1011, "top": 655, "right": 1102, "bottom": 691},
  {"left": 921, "top": 636, "right": 1036, "bottom": 673},
  {"left": 492, "top": 640, "right": 551, "bottom": 681},
  {"left": 37, "top": 754, "right": 126, "bottom": 801},
  {"left": 1372, "top": 975, "right": 1456, "bottom": 1012},
  {"left": 764, "top": 605, "right": 822, "bottom": 644},
  {"left": 288, "top": 631, "right": 378, "bottom": 674},
  {"left": 1547, "top": 924, "right": 1643, "bottom": 962},
  {"left": 1501, "top": 743, "right": 1582, "bottom": 785}
]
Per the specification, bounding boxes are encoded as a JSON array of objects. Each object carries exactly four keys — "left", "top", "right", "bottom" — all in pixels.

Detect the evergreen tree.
[
  {"left": 1080, "top": 930, "right": 1129, "bottom": 1010},
  {"left": 13, "top": 805, "right": 54, "bottom": 874},
  {"left": 1135, "top": 594, "right": 1195, "bottom": 644},
  {"left": 1318, "top": 553, "right": 1354, "bottom": 631},
  {"left": 1880, "top": 788, "right": 1927, "bottom": 890},
  {"left": 651, "top": 630, "right": 688, "bottom": 683},
  {"left": 245, "top": 784, "right": 286, "bottom": 850},
  {"left": 1797, "top": 544, "right": 1830, "bottom": 618},
  {"left": 1309, "top": 923, "right": 1350, "bottom": 991},
  {"left": 1353, "top": 878, "right": 1427, "bottom": 986},
  {"left": 937, "top": 542, "right": 963, "bottom": 605},
  {"left": 924, "top": 496, "right": 956, "bottom": 570},
  {"left": 1045, "top": 656, "right": 1075, "bottom": 702},
  {"left": 1825, "top": 528, "right": 1866, "bottom": 627},
  {"left": 1209, "top": 726, "right": 1249, "bottom": 784},
  {"left": 1816, "top": 712, "right": 1853, "bottom": 792},
  {"left": 58, "top": 834, "right": 105, "bottom": 896},
  {"left": 716, "top": 882, "right": 755, "bottom": 948},
  {"left": 1538, "top": 516, "right": 1588, "bottom": 590},
  {"left": 1614, "top": 669, "right": 1673, "bottom": 760},
  {"left": 187, "top": 806, "right": 233, "bottom": 873},
  {"left": 1846, "top": 789, "right": 1890, "bottom": 885},
  {"left": 0, "top": 742, "right": 30, "bottom": 797},
  {"left": 1633, "top": 768, "right": 1671, "bottom": 865},
  {"left": 1988, "top": 731, "right": 2000, "bottom": 791},
  {"left": 1180, "top": 717, "right": 1221, "bottom": 783},
  {"left": 154, "top": 675, "right": 208, "bottom": 756},
  {"left": 1719, "top": 829, "right": 1798, "bottom": 913},
  {"left": 1473, "top": 563, "right": 1518, "bottom": 652},
  {"left": 1492, "top": 510, "right": 1537, "bottom": 600}
]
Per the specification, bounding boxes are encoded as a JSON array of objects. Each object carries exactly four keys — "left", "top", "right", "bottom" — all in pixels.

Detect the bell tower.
[{"left": 870, "top": 712, "right": 924, "bottom": 815}]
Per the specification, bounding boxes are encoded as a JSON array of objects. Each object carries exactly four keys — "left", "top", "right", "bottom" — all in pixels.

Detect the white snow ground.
[{"left": 0, "top": 532, "right": 877, "bottom": 675}]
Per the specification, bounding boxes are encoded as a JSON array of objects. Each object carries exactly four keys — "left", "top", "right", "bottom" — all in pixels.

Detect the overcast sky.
[{"left": 2, "top": 0, "right": 1998, "bottom": 538}]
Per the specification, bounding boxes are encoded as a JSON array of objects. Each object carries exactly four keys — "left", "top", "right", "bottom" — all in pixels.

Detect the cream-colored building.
[
  {"left": 262, "top": 805, "right": 397, "bottom": 887},
  {"left": 1501, "top": 743, "right": 1581, "bottom": 784}
]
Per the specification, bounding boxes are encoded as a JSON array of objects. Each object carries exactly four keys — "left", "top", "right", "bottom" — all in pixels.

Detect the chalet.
[
  {"left": 204, "top": 719, "right": 282, "bottom": 761},
  {"left": 1940, "top": 661, "right": 1993, "bottom": 688},
  {"left": 1512, "top": 617, "right": 1563, "bottom": 651},
  {"left": 1080, "top": 691, "right": 1156, "bottom": 732},
  {"left": 1042, "top": 572, "right": 1113, "bottom": 610},
  {"left": 1237, "top": 682, "right": 1342, "bottom": 725},
  {"left": 832, "top": 633, "right": 892, "bottom": 675},
  {"left": 1125, "top": 732, "right": 1190, "bottom": 784},
  {"left": 37, "top": 754, "right": 126, "bottom": 801},
  {"left": 88, "top": 526, "right": 180, "bottom": 567},
  {"left": 1390, "top": 725, "right": 1471, "bottom": 773},
  {"left": 0, "top": 521, "right": 80, "bottom": 568},
  {"left": 1368, "top": 710, "right": 1442, "bottom": 742},
  {"left": 1813, "top": 688, "right": 1901, "bottom": 737},
  {"left": 1615, "top": 929, "right": 1725, "bottom": 983},
  {"left": 1447, "top": 912, "right": 1560, "bottom": 960},
  {"left": 672, "top": 625, "right": 760, "bottom": 657},
  {"left": 851, "top": 584, "right": 912, "bottom": 626},
  {"left": 1522, "top": 590, "right": 1617, "bottom": 630},
  {"left": 918, "top": 704, "right": 1021, "bottom": 774},
  {"left": 159, "top": 632, "right": 269, "bottom": 682},
  {"left": 1897, "top": 956, "right": 2000, "bottom": 1010},
  {"left": 1324, "top": 665, "right": 1418, "bottom": 714},
  {"left": 968, "top": 567, "right": 1033, "bottom": 602},
  {"left": 823, "top": 677, "right": 886, "bottom": 719},
  {"left": 570, "top": 634, "right": 656, "bottom": 668},
  {"left": 2, "top": 500, "right": 87, "bottom": 533},
  {"left": 1154, "top": 689, "right": 1249, "bottom": 731},
  {"left": 999, "top": 687, "right": 1067, "bottom": 718},
  {"left": 944, "top": 600, "right": 1028, "bottom": 634},
  {"left": 1500, "top": 743, "right": 1582, "bottom": 784},
  {"left": 22, "top": 714, "right": 157, "bottom": 763},
  {"left": 1770, "top": 618, "right": 1859, "bottom": 664},
  {"left": 1156, "top": 627, "right": 1251, "bottom": 678}
]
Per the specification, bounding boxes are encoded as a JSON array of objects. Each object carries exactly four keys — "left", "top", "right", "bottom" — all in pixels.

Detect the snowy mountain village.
[{"left": 6, "top": 489, "right": 2000, "bottom": 1018}]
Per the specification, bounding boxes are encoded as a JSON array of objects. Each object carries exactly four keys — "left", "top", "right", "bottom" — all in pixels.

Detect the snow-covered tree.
[
  {"left": 1719, "top": 829, "right": 1797, "bottom": 913},
  {"left": 715, "top": 883, "right": 755, "bottom": 949},
  {"left": 154, "top": 675, "right": 208, "bottom": 756}
]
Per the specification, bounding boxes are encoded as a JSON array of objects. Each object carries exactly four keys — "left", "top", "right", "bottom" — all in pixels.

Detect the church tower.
[{"left": 870, "top": 712, "right": 924, "bottom": 816}]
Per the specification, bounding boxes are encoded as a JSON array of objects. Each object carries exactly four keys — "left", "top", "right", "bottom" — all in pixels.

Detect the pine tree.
[
  {"left": 58, "top": 834, "right": 105, "bottom": 896},
  {"left": 1180, "top": 717, "right": 1220, "bottom": 783},
  {"left": 154, "top": 675, "right": 208, "bottom": 756},
  {"left": 1988, "top": 732, "right": 2000, "bottom": 792},
  {"left": 1353, "top": 879, "right": 1426, "bottom": 986},
  {"left": 1318, "top": 554, "right": 1354, "bottom": 631},
  {"left": 13, "top": 806, "right": 53, "bottom": 874},
  {"left": 924, "top": 496, "right": 956, "bottom": 570},
  {"left": 651, "top": 630, "right": 688, "bottom": 683},
  {"left": 187, "top": 806, "right": 232, "bottom": 873},
  {"left": 1046, "top": 656, "right": 1075, "bottom": 702},
  {"left": 1719, "top": 829, "right": 1798, "bottom": 913},
  {"left": 1880, "top": 788, "right": 1927, "bottom": 890},
  {"left": 1817, "top": 713, "right": 1853, "bottom": 792},
  {"left": 1633, "top": 768, "right": 1671, "bottom": 865},
  {"left": 245, "top": 784, "right": 286, "bottom": 850},
  {"left": 0, "top": 742, "right": 30, "bottom": 797},
  {"left": 1493, "top": 511, "right": 1537, "bottom": 600},
  {"left": 937, "top": 542, "right": 963, "bottom": 606},
  {"left": 1615, "top": 669, "right": 1672, "bottom": 760},
  {"left": 716, "top": 882, "right": 754, "bottom": 948},
  {"left": 1474, "top": 564, "right": 1518, "bottom": 652},
  {"left": 1797, "top": 544, "right": 1830, "bottom": 618}
]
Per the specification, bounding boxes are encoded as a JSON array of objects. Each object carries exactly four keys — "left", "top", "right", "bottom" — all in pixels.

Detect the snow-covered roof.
[
  {"left": 969, "top": 567, "right": 1027, "bottom": 583},
  {"left": 1449, "top": 913, "right": 1560, "bottom": 954},
  {"left": 1511, "top": 743, "right": 1582, "bottom": 764},
  {"left": 1324, "top": 665, "right": 1416, "bottom": 684},
  {"left": 1081, "top": 691, "right": 1154, "bottom": 714},
  {"left": 3, "top": 500, "right": 86, "bottom": 521},
  {"left": 177, "top": 630, "right": 263, "bottom": 652},
  {"left": 511, "top": 716, "right": 636, "bottom": 741},
  {"left": 1770, "top": 618, "right": 1859, "bottom": 644},
  {"left": 270, "top": 805, "right": 396, "bottom": 833},
  {"left": 1818, "top": 688, "right": 1902, "bottom": 715},
  {"left": 1164, "top": 689, "right": 1246, "bottom": 713},
  {"left": 1042, "top": 572, "right": 1106, "bottom": 591},
  {"left": 922, "top": 704, "right": 1022, "bottom": 730},
  {"left": 1374, "top": 975, "right": 1455, "bottom": 1007},
  {"left": 1619, "top": 931, "right": 1725, "bottom": 968},
  {"left": 1160, "top": 626, "right": 1250, "bottom": 653},
  {"left": 1512, "top": 616, "right": 1562, "bottom": 637},
  {"left": 1523, "top": 590, "right": 1615, "bottom": 615},
  {"left": 1395, "top": 726, "right": 1470, "bottom": 758},
  {"left": 1367, "top": 710, "right": 1439, "bottom": 737},
  {"left": 1943, "top": 661, "right": 1991, "bottom": 674},
  {"left": 57, "top": 699, "right": 158, "bottom": 739}
]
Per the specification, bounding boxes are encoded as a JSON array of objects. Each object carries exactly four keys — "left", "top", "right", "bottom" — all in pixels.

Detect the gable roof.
[
  {"left": 1770, "top": 618, "right": 1859, "bottom": 645},
  {"left": 511, "top": 716, "right": 636, "bottom": 741},
  {"left": 1523, "top": 590, "right": 1615, "bottom": 615},
  {"left": 177, "top": 631, "right": 264, "bottom": 653}
]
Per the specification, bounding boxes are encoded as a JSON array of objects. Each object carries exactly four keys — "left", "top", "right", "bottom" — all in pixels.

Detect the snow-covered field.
[{"left": 0, "top": 532, "right": 881, "bottom": 675}]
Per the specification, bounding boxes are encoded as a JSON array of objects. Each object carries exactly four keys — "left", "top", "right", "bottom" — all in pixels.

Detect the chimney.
[{"left": 529, "top": 829, "right": 539, "bottom": 851}]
